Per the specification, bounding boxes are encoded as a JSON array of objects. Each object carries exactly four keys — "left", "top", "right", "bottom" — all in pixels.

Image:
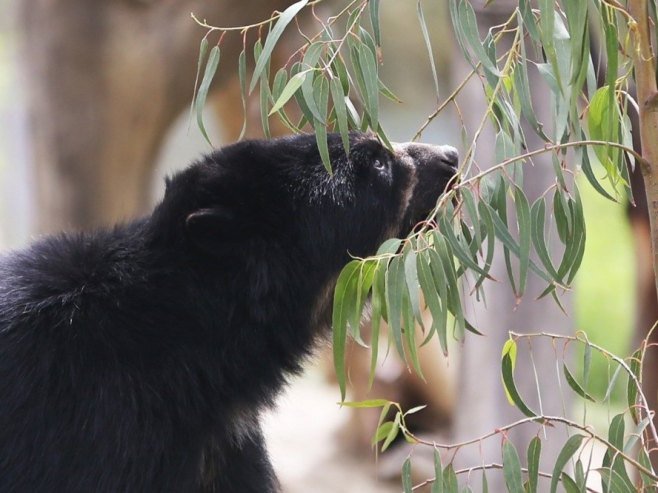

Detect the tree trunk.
[{"left": 18, "top": 0, "right": 298, "bottom": 233}]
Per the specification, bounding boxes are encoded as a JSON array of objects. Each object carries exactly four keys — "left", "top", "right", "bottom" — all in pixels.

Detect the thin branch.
[
  {"left": 509, "top": 330, "right": 658, "bottom": 449},
  {"left": 408, "top": 463, "right": 600, "bottom": 492},
  {"left": 190, "top": 0, "right": 325, "bottom": 32},
  {"left": 401, "top": 414, "right": 658, "bottom": 482}
]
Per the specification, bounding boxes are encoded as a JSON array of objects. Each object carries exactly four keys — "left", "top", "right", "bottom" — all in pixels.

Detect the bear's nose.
[{"left": 438, "top": 146, "right": 459, "bottom": 168}]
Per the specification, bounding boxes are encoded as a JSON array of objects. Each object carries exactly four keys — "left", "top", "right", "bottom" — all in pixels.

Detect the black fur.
[{"left": 0, "top": 132, "right": 456, "bottom": 492}]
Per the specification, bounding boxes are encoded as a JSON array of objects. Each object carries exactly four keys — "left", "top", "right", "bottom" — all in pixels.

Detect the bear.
[{"left": 0, "top": 132, "right": 458, "bottom": 492}]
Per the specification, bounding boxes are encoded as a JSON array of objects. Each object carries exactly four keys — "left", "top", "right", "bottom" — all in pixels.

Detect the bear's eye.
[{"left": 373, "top": 159, "right": 386, "bottom": 171}]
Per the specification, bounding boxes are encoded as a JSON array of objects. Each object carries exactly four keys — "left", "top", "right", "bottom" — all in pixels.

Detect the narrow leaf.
[
  {"left": 330, "top": 77, "right": 350, "bottom": 154},
  {"left": 527, "top": 437, "right": 541, "bottom": 493},
  {"left": 564, "top": 364, "right": 595, "bottom": 402},
  {"left": 195, "top": 46, "right": 221, "bottom": 146},
  {"left": 402, "top": 458, "right": 413, "bottom": 493},
  {"left": 502, "top": 440, "right": 524, "bottom": 493},
  {"left": 250, "top": 0, "right": 309, "bottom": 92},
  {"left": 432, "top": 449, "right": 444, "bottom": 493},
  {"left": 269, "top": 70, "right": 309, "bottom": 115},
  {"left": 550, "top": 435, "right": 584, "bottom": 493},
  {"left": 501, "top": 349, "right": 537, "bottom": 417},
  {"left": 417, "top": 0, "right": 440, "bottom": 101}
]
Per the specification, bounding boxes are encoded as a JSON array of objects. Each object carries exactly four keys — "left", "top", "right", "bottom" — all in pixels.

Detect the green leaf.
[
  {"left": 426, "top": 249, "right": 449, "bottom": 351},
  {"left": 381, "top": 412, "right": 401, "bottom": 452},
  {"left": 501, "top": 341, "right": 537, "bottom": 417},
  {"left": 550, "top": 435, "right": 584, "bottom": 493},
  {"left": 575, "top": 459, "right": 587, "bottom": 491},
  {"left": 417, "top": 251, "right": 447, "bottom": 352},
  {"left": 369, "top": 0, "right": 381, "bottom": 46},
  {"left": 238, "top": 49, "right": 248, "bottom": 140},
  {"left": 271, "top": 68, "right": 288, "bottom": 101},
  {"left": 564, "top": 364, "right": 595, "bottom": 402},
  {"left": 502, "top": 440, "right": 524, "bottom": 493},
  {"left": 588, "top": 86, "right": 622, "bottom": 183},
  {"left": 513, "top": 186, "right": 531, "bottom": 297},
  {"left": 373, "top": 420, "right": 393, "bottom": 444},
  {"left": 439, "top": 215, "right": 491, "bottom": 280},
  {"left": 332, "top": 260, "right": 362, "bottom": 400},
  {"left": 189, "top": 37, "right": 209, "bottom": 127},
  {"left": 513, "top": 20, "right": 549, "bottom": 141},
  {"left": 369, "top": 260, "right": 386, "bottom": 388},
  {"left": 519, "top": 0, "right": 540, "bottom": 42},
  {"left": 269, "top": 70, "right": 310, "bottom": 115},
  {"left": 638, "top": 448, "right": 657, "bottom": 492},
  {"left": 404, "top": 247, "right": 423, "bottom": 327},
  {"left": 259, "top": 72, "right": 271, "bottom": 138},
  {"left": 627, "top": 349, "right": 642, "bottom": 423},
  {"left": 538, "top": 0, "right": 560, "bottom": 93},
  {"left": 482, "top": 201, "right": 552, "bottom": 283},
  {"left": 561, "top": 473, "right": 580, "bottom": 493},
  {"left": 433, "top": 233, "right": 465, "bottom": 339},
  {"left": 313, "top": 76, "right": 332, "bottom": 174},
  {"left": 301, "top": 43, "right": 325, "bottom": 120},
  {"left": 531, "top": 198, "right": 559, "bottom": 280},
  {"left": 455, "top": 0, "right": 500, "bottom": 78},
  {"left": 386, "top": 256, "right": 406, "bottom": 359},
  {"left": 432, "top": 449, "right": 444, "bottom": 493},
  {"left": 603, "top": 365, "right": 623, "bottom": 403},
  {"left": 342, "top": 399, "right": 389, "bottom": 408},
  {"left": 527, "top": 437, "right": 541, "bottom": 493},
  {"left": 195, "top": 45, "right": 221, "bottom": 146},
  {"left": 417, "top": 0, "right": 439, "bottom": 101},
  {"left": 578, "top": 141, "right": 616, "bottom": 201},
  {"left": 402, "top": 287, "right": 424, "bottom": 377},
  {"left": 330, "top": 77, "right": 350, "bottom": 155},
  {"left": 402, "top": 458, "right": 413, "bottom": 493},
  {"left": 476, "top": 200, "right": 496, "bottom": 290},
  {"left": 249, "top": 0, "right": 309, "bottom": 92},
  {"left": 443, "top": 464, "right": 458, "bottom": 493},
  {"left": 598, "top": 469, "right": 635, "bottom": 493},
  {"left": 358, "top": 43, "right": 379, "bottom": 132},
  {"left": 349, "top": 260, "right": 377, "bottom": 345}
]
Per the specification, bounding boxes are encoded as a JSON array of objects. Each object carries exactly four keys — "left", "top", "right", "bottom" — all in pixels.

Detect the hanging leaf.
[
  {"left": 501, "top": 340, "right": 537, "bottom": 417},
  {"left": 332, "top": 260, "right": 362, "bottom": 400},
  {"left": 269, "top": 70, "right": 310, "bottom": 115},
  {"left": 417, "top": 0, "right": 440, "bottom": 101},
  {"left": 502, "top": 440, "right": 524, "bottom": 493},
  {"left": 329, "top": 77, "right": 350, "bottom": 154},
  {"left": 550, "top": 435, "right": 584, "bottom": 493},
  {"left": 432, "top": 449, "right": 444, "bottom": 493},
  {"left": 402, "top": 458, "right": 413, "bottom": 493},
  {"left": 369, "top": 0, "right": 381, "bottom": 47},
  {"left": 195, "top": 45, "right": 221, "bottom": 146},
  {"left": 249, "top": 0, "right": 309, "bottom": 92},
  {"left": 527, "top": 437, "right": 541, "bottom": 493},
  {"left": 564, "top": 364, "right": 595, "bottom": 402}
]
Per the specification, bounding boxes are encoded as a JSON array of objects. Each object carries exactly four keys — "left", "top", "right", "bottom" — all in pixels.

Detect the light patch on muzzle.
[{"left": 392, "top": 142, "right": 459, "bottom": 227}]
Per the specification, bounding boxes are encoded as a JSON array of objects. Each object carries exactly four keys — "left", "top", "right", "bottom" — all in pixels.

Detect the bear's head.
[
  {"left": 167, "top": 132, "right": 456, "bottom": 263},
  {"left": 154, "top": 132, "right": 456, "bottom": 320}
]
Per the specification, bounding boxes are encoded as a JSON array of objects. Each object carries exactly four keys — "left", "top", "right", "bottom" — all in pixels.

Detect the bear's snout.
[{"left": 393, "top": 142, "right": 459, "bottom": 231}]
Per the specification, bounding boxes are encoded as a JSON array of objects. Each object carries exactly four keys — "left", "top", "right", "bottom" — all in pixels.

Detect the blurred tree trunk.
[
  {"left": 450, "top": 2, "right": 572, "bottom": 489},
  {"left": 18, "top": 0, "right": 296, "bottom": 234}
]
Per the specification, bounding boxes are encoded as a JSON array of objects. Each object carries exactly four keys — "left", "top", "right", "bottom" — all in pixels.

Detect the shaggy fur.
[{"left": 0, "top": 132, "right": 457, "bottom": 492}]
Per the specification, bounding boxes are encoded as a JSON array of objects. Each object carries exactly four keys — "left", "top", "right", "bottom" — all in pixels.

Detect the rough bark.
[
  {"left": 18, "top": 0, "right": 298, "bottom": 233},
  {"left": 629, "top": 0, "right": 658, "bottom": 462}
]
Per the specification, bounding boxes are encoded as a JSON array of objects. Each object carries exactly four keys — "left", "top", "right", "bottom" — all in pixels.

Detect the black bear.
[{"left": 0, "top": 132, "right": 457, "bottom": 492}]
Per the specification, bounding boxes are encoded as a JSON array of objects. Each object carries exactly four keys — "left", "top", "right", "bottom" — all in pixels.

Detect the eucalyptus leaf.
[{"left": 249, "top": 0, "right": 309, "bottom": 92}]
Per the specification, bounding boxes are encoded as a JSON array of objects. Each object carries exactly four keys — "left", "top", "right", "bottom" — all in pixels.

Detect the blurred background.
[{"left": 0, "top": 1, "right": 637, "bottom": 491}]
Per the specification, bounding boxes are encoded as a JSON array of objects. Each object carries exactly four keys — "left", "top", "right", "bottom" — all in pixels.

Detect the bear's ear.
[{"left": 185, "top": 207, "right": 238, "bottom": 253}]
